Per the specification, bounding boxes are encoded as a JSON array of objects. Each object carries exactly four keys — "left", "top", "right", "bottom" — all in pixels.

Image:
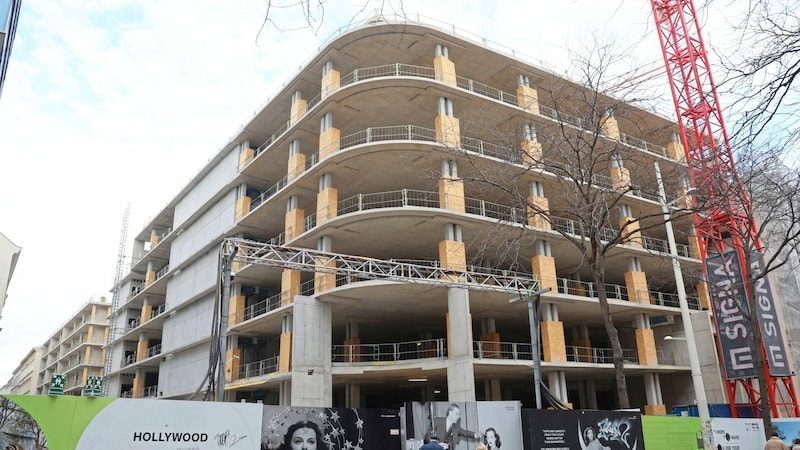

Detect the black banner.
[
  {"left": 705, "top": 251, "right": 758, "bottom": 379},
  {"left": 750, "top": 252, "right": 791, "bottom": 376},
  {"left": 522, "top": 409, "right": 643, "bottom": 450}
]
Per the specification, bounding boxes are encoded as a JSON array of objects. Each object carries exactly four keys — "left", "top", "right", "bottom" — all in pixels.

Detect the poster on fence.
[
  {"left": 522, "top": 409, "right": 643, "bottom": 450},
  {"left": 710, "top": 417, "right": 765, "bottom": 450},
  {"left": 403, "top": 401, "right": 523, "bottom": 450},
  {"left": 261, "top": 406, "right": 401, "bottom": 450}
]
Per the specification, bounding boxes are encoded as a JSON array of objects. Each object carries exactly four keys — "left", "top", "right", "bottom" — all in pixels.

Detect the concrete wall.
[
  {"left": 166, "top": 251, "right": 218, "bottom": 310},
  {"left": 157, "top": 344, "right": 210, "bottom": 398},
  {"left": 161, "top": 295, "right": 214, "bottom": 353},
  {"left": 169, "top": 190, "right": 236, "bottom": 269},
  {"left": 173, "top": 147, "right": 239, "bottom": 229}
]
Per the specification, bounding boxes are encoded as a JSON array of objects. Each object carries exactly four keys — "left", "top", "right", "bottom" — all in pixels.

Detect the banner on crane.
[
  {"left": 705, "top": 250, "right": 791, "bottom": 379},
  {"left": 705, "top": 251, "right": 758, "bottom": 379}
]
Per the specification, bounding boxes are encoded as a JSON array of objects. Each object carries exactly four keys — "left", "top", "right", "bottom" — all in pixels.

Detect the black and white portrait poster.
[
  {"left": 403, "top": 401, "right": 521, "bottom": 450},
  {"left": 523, "top": 409, "right": 643, "bottom": 450},
  {"left": 261, "top": 406, "right": 400, "bottom": 450}
]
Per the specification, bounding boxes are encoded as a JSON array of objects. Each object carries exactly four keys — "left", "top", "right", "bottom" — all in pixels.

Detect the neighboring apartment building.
[
  {"left": 0, "top": 0, "right": 21, "bottom": 98},
  {"left": 0, "top": 346, "right": 40, "bottom": 395},
  {"left": 0, "top": 231, "right": 21, "bottom": 326},
  {"left": 35, "top": 296, "right": 110, "bottom": 396},
  {"left": 106, "top": 15, "right": 731, "bottom": 413}
]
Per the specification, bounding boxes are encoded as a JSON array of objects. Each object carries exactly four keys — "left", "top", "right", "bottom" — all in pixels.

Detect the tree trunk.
[{"left": 592, "top": 260, "right": 630, "bottom": 409}]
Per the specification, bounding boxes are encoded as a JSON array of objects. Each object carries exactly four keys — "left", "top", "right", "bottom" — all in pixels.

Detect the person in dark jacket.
[{"left": 420, "top": 434, "right": 445, "bottom": 450}]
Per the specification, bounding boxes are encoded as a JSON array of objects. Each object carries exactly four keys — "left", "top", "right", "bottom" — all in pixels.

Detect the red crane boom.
[{"left": 650, "top": 0, "right": 799, "bottom": 418}]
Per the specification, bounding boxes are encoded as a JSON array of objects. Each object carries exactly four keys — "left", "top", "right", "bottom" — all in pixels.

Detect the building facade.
[
  {"left": 35, "top": 296, "right": 110, "bottom": 396},
  {"left": 0, "top": 231, "right": 21, "bottom": 325},
  {"left": 106, "top": 16, "right": 730, "bottom": 412},
  {"left": 0, "top": 346, "right": 40, "bottom": 395}
]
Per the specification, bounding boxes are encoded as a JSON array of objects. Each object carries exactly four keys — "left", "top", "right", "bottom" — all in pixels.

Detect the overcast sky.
[{"left": 0, "top": 0, "right": 736, "bottom": 384}]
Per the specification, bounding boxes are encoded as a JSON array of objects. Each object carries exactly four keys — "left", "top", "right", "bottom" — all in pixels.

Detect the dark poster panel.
[
  {"left": 404, "top": 401, "right": 521, "bottom": 450},
  {"left": 261, "top": 406, "right": 400, "bottom": 450},
  {"left": 522, "top": 409, "right": 643, "bottom": 450},
  {"left": 705, "top": 251, "right": 758, "bottom": 379},
  {"left": 750, "top": 251, "right": 792, "bottom": 376}
]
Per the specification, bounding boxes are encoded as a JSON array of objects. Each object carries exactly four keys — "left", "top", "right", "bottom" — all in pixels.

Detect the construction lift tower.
[{"left": 650, "top": 0, "right": 800, "bottom": 418}]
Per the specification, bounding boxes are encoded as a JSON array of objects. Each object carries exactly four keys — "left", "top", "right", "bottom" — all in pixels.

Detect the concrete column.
[
  {"left": 279, "top": 314, "right": 293, "bottom": 373},
  {"left": 346, "top": 383, "right": 361, "bottom": 408},
  {"left": 290, "top": 90, "right": 307, "bottom": 125},
  {"left": 696, "top": 282, "right": 711, "bottom": 310},
  {"left": 527, "top": 181, "right": 550, "bottom": 229},
  {"left": 541, "top": 303, "right": 566, "bottom": 362},
  {"left": 484, "top": 378, "right": 501, "bottom": 401},
  {"left": 688, "top": 225, "right": 702, "bottom": 260},
  {"left": 634, "top": 313, "right": 659, "bottom": 366},
  {"left": 619, "top": 204, "right": 643, "bottom": 248},
  {"left": 317, "top": 173, "right": 338, "bottom": 224},
  {"left": 229, "top": 284, "right": 245, "bottom": 326},
  {"left": 446, "top": 287, "right": 476, "bottom": 402},
  {"left": 226, "top": 340, "right": 240, "bottom": 383},
  {"left": 433, "top": 44, "right": 457, "bottom": 86},
  {"left": 625, "top": 257, "right": 650, "bottom": 304},
  {"left": 547, "top": 370, "right": 570, "bottom": 406},
  {"left": 644, "top": 373, "right": 667, "bottom": 415},
  {"left": 344, "top": 322, "right": 361, "bottom": 363},
  {"left": 585, "top": 379, "right": 598, "bottom": 409},
  {"left": 290, "top": 295, "right": 333, "bottom": 406},
  {"left": 439, "top": 159, "right": 465, "bottom": 212},
  {"left": 516, "top": 75, "right": 539, "bottom": 113},
  {"left": 279, "top": 380, "right": 291, "bottom": 406},
  {"left": 571, "top": 324, "right": 592, "bottom": 363}
]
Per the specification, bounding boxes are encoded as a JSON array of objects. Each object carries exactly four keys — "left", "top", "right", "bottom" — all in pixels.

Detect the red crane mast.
[{"left": 650, "top": 0, "right": 800, "bottom": 418}]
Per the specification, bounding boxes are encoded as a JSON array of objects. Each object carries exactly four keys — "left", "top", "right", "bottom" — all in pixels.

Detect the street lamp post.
[
  {"left": 654, "top": 162, "right": 712, "bottom": 448},
  {"left": 511, "top": 288, "right": 549, "bottom": 409}
]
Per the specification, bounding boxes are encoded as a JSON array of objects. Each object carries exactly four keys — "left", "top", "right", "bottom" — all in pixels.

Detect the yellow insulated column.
[
  {"left": 439, "top": 224, "right": 466, "bottom": 272},
  {"left": 228, "top": 294, "right": 245, "bottom": 326},
  {"left": 140, "top": 298, "right": 152, "bottom": 325},
  {"left": 284, "top": 196, "right": 305, "bottom": 242},
  {"left": 136, "top": 335, "right": 148, "bottom": 363},
  {"left": 619, "top": 205, "right": 643, "bottom": 249},
  {"left": 610, "top": 153, "right": 630, "bottom": 191},
  {"left": 438, "top": 160, "right": 465, "bottom": 213},
  {"left": 433, "top": 44, "right": 457, "bottom": 86},
  {"left": 634, "top": 314, "right": 659, "bottom": 366},
  {"left": 527, "top": 181, "right": 550, "bottom": 230},
  {"left": 287, "top": 139, "right": 306, "bottom": 182},
  {"left": 316, "top": 173, "right": 338, "bottom": 225},
  {"left": 540, "top": 303, "right": 566, "bottom": 363},
  {"left": 321, "top": 61, "right": 340, "bottom": 97},
  {"left": 281, "top": 269, "right": 301, "bottom": 306},
  {"left": 666, "top": 134, "right": 685, "bottom": 161},
  {"left": 315, "top": 235, "right": 336, "bottom": 293},
  {"left": 318, "top": 112, "right": 340, "bottom": 160},
  {"left": 600, "top": 109, "right": 621, "bottom": 140},
  {"left": 531, "top": 240, "right": 558, "bottom": 293},
  {"left": 516, "top": 75, "right": 539, "bottom": 113},
  {"left": 132, "top": 369, "right": 144, "bottom": 398},
  {"left": 238, "top": 142, "right": 255, "bottom": 170},
  {"left": 225, "top": 347, "right": 240, "bottom": 382},
  {"left": 290, "top": 90, "right": 307, "bottom": 125},
  {"left": 435, "top": 97, "right": 460, "bottom": 148},
  {"left": 624, "top": 257, "right": 650, "bottom": 305}
]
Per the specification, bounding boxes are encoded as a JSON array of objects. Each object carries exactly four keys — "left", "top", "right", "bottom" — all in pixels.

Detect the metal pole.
[
  {"left": 216, "top": 242, "right": 236, "bottom": 402},
  {"left": 655, "top": 162, "right": 712, "bottom": 447},
  {"left": 528, "top": 293, "right": 542, "bottom": 409}
]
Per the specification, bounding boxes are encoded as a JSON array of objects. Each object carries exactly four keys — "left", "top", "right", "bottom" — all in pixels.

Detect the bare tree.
[{"left": 445, "top": 40, "right": 687, "bottom": 409}]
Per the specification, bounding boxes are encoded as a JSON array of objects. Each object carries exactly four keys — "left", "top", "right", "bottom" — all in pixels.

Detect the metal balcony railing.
[
  {"left": 565, "top": 346, "right": 640, "bottom": 364},
  {"left": 473, "top": 341, "right": 534, "bottom": 360},
  {"left": 145, "top": 344, "right": 162, "bottom": 358},
  {"left": 332, "top": 338, "right": 447, "bottom": 363},
  {"left": 238, "top": 356, "right": 280, "bottom": 379},
  {"left": 142, "top": 385, "right": 158, "bottom": 398}
]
